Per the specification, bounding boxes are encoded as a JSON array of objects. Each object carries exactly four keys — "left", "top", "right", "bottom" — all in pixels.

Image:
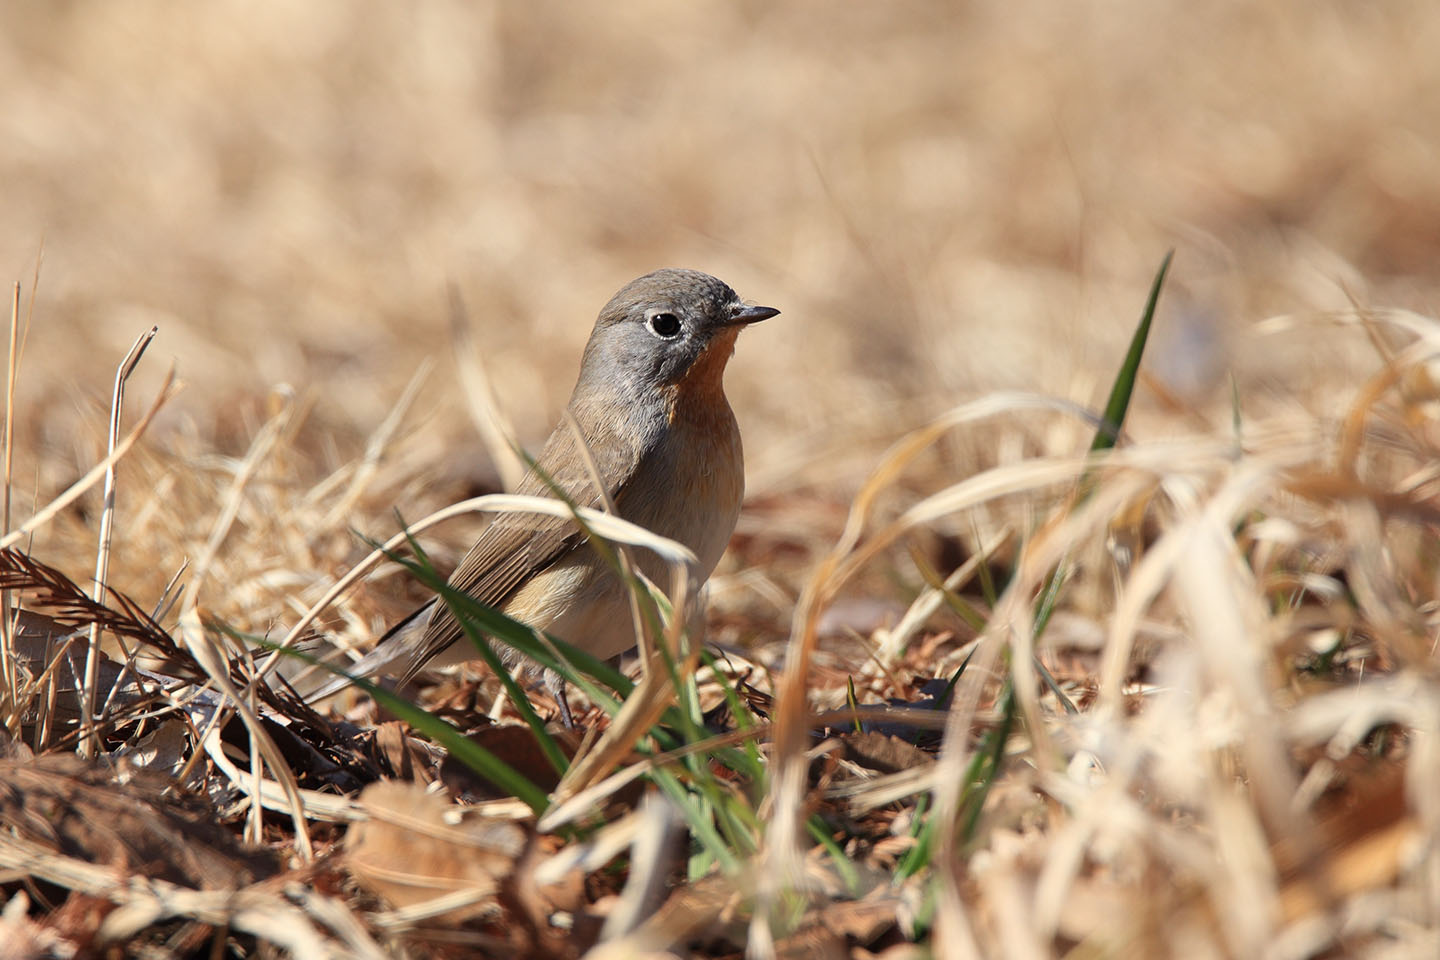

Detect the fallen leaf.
[{"left": 346, "top": 780, "right": 528, "bottom": 923}]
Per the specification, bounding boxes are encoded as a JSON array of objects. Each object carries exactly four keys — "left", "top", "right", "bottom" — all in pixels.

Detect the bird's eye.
[{"left": 647, "top": 312, "right": 682, "bottom": 339}]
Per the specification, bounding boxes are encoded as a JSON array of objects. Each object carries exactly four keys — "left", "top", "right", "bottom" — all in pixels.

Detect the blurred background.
[{"left": 4, "top": 0, "right": 1439, "bottom": 626}]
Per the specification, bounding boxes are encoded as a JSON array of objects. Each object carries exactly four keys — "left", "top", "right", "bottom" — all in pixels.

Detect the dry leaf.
[
  {"left": 345, "top": 780, "right": 527, "bottom": 923},
  {"left": 839, "top": 732, "right": 936, "bottom": 776},
  {"left": 439, "top": 723, "right": 580, "bottom": 800}
]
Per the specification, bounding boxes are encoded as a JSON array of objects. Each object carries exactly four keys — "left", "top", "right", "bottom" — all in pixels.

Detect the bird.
[{"left": 309, "top": 268, "right": 778, "bottom": 723}]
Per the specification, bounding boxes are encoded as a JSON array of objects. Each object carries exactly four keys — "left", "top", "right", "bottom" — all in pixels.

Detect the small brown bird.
[{"left": 312, "top": 269, "right": 777, "bottom": 721}]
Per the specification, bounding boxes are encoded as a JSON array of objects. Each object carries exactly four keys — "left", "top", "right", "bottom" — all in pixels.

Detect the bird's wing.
[{"left": 398, "top": 410, "right": 640, "bottom": 683}]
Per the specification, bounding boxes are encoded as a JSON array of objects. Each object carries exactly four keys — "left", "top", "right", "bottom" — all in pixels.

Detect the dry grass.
[{"left": 3, "top": 1, "right": 1440, "bottom": 957}]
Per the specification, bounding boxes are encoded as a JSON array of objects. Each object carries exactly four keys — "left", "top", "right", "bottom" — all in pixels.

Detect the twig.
[
  {"left": 79, "top": 326, "right": 157, "bottom": 759},
  {"left": 0, "top": 832, "right": 382, "bottom": 959},
  {"left": 0, "top": 283, "right": 19, "bottom": 723}
]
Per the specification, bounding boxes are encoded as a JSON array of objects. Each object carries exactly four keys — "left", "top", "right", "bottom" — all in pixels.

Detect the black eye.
[{"left": 647, "top": 312, "right": 682, "bottom": 338}]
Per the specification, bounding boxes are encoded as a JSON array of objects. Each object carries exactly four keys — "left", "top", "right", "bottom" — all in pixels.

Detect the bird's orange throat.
[
  {"left": 658, "top": 328, "right": 741, "bottom": 436},
  {"left": 671, "top": 326, "right": 741, "bottom": 408}
]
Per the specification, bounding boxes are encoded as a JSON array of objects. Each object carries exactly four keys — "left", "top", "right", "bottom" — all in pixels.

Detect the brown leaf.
[
  {"left": 839, "top": 731, "right": 936, "bottom": 776},
  {"left": 439, "top": 724, "right": 582, "bottom": 800},
  {"left": 345, "top": 780, "right": 528, "bottom": 923},
  {"left": 372, "top": 720, "right": 438, "bottom": 783},
  {"left": 1275, "top": 763, "right": 1417, "bottom": 921},
  {"left": 808, "top": 893, "right": 901, "bottom": 946}
]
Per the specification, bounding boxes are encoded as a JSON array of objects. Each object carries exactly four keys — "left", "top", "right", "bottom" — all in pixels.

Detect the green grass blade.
[
  {"left": 444, "top": 602, "right": 570, "bottom": 775},
  {"left": 1091, "top": 248, "right": 1173, "bottom": 455},
  {"left": 912, "top": 253, "right": 1175, "bottom": 876},
  {"left": 1037, "top": 249, "right": 1173, "bottom": 635},
  {"left": 806, "top": 815, "right": 862, "bottom": 896},
  {"left": 382, "top": 542, "right": 632, "bottom": 700},
  {"left": 846, "top": 676, "right": 864, "bottom": 734},
  {"left": 961, "top": 680, "right": 1016, "bottom": 841}
]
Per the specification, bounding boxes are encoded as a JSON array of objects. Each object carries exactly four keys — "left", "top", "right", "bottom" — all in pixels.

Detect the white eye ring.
[{"left": 647, "top": 312, "right": 682, "bottom": 339}]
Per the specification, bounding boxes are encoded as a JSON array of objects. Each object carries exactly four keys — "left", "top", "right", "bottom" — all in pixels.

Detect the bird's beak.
[{"left": 729, "top": 304, "right": 781, "bottom": 326}]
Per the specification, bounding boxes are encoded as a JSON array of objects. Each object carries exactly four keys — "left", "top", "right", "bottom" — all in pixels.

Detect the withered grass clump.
[
  {"left": 3, "top": 4, "right": 1440, "bottom": 955},
  {"left": 1, "top": 281, "right": 1438, "bottom": 958}
]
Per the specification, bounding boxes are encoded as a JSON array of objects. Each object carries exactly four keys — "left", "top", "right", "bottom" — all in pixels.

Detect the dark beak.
[{"left": 730, "top": 304, "right": 781, "bottom": 326}]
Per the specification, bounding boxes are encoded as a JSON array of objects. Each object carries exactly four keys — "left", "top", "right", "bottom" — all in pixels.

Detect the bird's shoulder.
[
  {"left": 430, "top": 399, "right": 651, "bottom": 610},
  {"left": 403, "top": 402, "right": 651, "bottom": 681}
]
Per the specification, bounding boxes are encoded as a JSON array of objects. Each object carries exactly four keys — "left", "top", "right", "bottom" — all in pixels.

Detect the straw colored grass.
[{"left": 3, "top": 1, "right": 1440, "bottom": 957}]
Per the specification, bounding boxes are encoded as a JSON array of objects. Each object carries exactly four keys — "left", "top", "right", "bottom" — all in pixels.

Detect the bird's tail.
[{"left": 300, "top": 601, "right": 434, "bottom": 703}]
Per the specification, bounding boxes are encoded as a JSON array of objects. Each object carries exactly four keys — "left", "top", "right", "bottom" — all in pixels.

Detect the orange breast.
[{"left": 626, "top": 330, "right": 746, "bottom": 578}]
